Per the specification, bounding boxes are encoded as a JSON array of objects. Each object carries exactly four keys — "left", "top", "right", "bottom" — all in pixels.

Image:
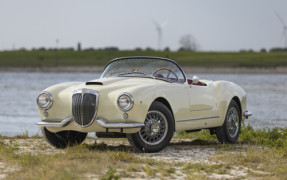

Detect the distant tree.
[
  {"left": 61, "top": 47, "right": 74, "bottom": 51},
  {"left": 32, "top": 47, "right": 46, "bottom": 51},
  {"left": 239, "top": 49, "right": 247, "bottom": 53},
  {"left": 270, "top": 48, "right": 287, "bottom": 52},
  {"left": 84, "top": 48, "right": 95, "bottom": 51},
  {"left": 145, "top": 47, "right": 155, "bottom": 51},
  {"left": 19, "top": 48, "right": 27, "bottom": 51},
  {"left": 38, "top": 47, "right": 46, "bottom": 51},
  {"left": 164, "top": 47, "right": 170, "bottom": 52},
  {"left": 77, "top": 42, "right": 82, "bottom": 51},
  {"left": 260, "top": 48, "right": 267, "bottom": 53},
  {"left": 104, "top": 47, "right": 119, "bottom": 51},
  {"left": 178, "top": 47, "right": 185, "bottom": 51},
  {"left": 179, "top": 34, "right": 198, "bottom": 51},
  {"left": 135, "top": 47, "right": 143, "bottom": 51}
]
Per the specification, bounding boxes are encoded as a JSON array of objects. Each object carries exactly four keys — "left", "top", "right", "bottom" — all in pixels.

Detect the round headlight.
[
  {"left": 37, "top": 92, "right": 53, "bottom": 110},
  {"left": 117, "top": 93, "right": 134, "bottom": 112}
]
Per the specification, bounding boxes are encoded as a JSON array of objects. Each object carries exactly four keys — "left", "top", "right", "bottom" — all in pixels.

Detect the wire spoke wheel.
[
  {"left": 139, "top": 110, "right": 168, "bottom": 145},
  {"left": 216, "top": 100, "right": 241, "bottom": 144},
  {"left": 127, "top": 101, "right": 174, "bottom": 153},
  {"left": 226, "top": 107, "right": 239, "bottom": 138}
]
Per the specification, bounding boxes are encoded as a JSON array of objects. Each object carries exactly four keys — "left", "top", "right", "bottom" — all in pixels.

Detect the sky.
[{"left": 0, "top": 0, "right": 286, "bottom": 52}]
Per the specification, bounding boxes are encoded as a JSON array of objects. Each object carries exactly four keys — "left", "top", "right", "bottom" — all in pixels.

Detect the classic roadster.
[{"left": 36, "top": 56, "right": 252, "bottom": 152}]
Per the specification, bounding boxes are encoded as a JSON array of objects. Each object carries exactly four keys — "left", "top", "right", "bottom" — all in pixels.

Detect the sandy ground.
[
  {"left": 0, "top": 161, "right": 18, "bottom": 179},
  {"left": 0, "top": 138, "right": 269, "bottom": 179},
  {"left": 1, "top": 65, "right": 287, "bottom": 74}
]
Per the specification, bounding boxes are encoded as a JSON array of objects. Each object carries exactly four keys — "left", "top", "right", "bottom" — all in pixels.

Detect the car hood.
[
  {"left": 44, "top": 77, "right": 168, "bottom": 97},
  {"left": 87, "top": 77, "right": 168, "bottom": 91}
]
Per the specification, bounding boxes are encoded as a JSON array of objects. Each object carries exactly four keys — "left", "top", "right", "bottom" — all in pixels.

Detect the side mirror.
[{"left": 192, "top": 75, "right": 199, "bottom": 84}]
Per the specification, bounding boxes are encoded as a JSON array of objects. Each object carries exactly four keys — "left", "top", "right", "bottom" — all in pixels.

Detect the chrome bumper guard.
[
  {"left": 36, "top": 117, "right": 145, "bottom": 129},
  {"left": 96, "top": 119, "right": 145, "bottom": 129},
  {"left": 243, "top": 111, "right": 252, "bottom": 119},
  {"left": 36, "top": 117, "right": 73, "bottom": 127}
]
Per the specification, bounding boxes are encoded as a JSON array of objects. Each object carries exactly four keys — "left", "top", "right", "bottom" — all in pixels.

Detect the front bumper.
[
  {"left": 96, "top": 119, "right": 144, "bottom": 129},
  {"left": 36, "top": 117, "right": 73, "bottom": 127},
  {"left": 36, "top": 117, "right": 145, "bottom": 129},
  {"left": 243, "top": 111, "right": 252, "bottom": 119}
]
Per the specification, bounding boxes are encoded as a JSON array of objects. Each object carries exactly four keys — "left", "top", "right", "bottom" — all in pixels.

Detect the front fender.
[{"left": 213, "top": 81, "right": 247, "bottom": 125}]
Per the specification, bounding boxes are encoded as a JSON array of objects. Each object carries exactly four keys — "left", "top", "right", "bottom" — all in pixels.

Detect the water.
[{"left": 0, "top": 72, "right": 286, "bottom": 136}]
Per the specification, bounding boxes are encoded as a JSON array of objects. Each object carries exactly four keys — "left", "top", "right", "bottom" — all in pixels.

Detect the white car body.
[{"left": 36, "top": 57, "right": 251, "bottom": 152}]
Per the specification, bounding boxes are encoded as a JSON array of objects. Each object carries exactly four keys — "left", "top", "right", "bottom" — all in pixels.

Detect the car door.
[{"left": 187, "top": 83, "right": 215, "bottom": 111}]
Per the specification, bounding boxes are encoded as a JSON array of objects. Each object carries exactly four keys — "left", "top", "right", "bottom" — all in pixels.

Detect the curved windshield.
[{"left": 101, "top": 57, "right": 186, "bottom": 83}]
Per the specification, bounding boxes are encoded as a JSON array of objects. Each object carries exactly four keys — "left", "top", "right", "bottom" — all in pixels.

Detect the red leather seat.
[{"left": 187, "top": 79, "right": 206, "bottom": 86}]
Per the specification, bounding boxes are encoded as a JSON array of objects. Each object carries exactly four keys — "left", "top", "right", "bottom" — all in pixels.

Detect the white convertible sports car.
[{"left": 36, "top": 56, "right": 252, "bottom": 152}]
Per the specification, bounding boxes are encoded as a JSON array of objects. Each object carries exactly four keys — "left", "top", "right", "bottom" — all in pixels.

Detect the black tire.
[
  {"left": 216, "top": 100, "right": 241, "bottom": 143},
  {"left": 42, "top": 127, "right": 87, "bottom": 148},
  {"left": 127, "top": 101, "right": 174, "bottom": 153}
]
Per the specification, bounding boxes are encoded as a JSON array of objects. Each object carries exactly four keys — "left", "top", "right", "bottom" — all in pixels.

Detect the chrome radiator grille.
[{"left": 72, "top": 89, "right": 98, "bottom": 127}]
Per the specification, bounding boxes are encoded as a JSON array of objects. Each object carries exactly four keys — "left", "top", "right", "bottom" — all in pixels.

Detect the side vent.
[{"left": 86, "top": 82, "right": 103, "bottom": 85}]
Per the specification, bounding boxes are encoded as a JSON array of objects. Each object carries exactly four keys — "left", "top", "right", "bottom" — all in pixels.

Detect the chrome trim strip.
[
  {"left": 176, "top": 116, "right": 220, "bottom": 122},
  {"left": 36, "top": 117, "right": 72, "bottom": 127},
  {"left": 243, "top": 111, "right": 252, "bottom": 119},
  {"left": 96, "top": 119, "right": 145, "bottom": 129},
  {"left": 73, "top": 88, "right": 98, "bottom": 95}
]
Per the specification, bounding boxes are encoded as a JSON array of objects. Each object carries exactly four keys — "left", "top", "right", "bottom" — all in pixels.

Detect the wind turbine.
[
  {"left": 275, "top": 12, "right": 287, "bottom": 48},
  {"left": 152, "top": 20, "right": 168, "bottom": 51}
]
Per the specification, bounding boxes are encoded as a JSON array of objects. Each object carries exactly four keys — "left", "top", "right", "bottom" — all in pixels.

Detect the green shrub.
[{"left": 240, "top": 125, "right": 287, "bottom": 148}]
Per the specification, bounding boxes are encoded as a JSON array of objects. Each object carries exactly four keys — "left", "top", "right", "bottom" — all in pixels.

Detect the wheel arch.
[
  {"left": 231, "top": 96, "right": 242, "bottom": 115},
  {"left": 153, "top": 97, "right": 176, "bottom": 132}
]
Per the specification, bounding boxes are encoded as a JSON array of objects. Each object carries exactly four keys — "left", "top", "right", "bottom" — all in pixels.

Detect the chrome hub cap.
[
  {"left": 139, "top": 110, "right": 168, "bottom": 145},
  {"left": 151, "top": 123, "right": 160, "bottom": 133},
  {"left": 226, "top": 107, "right": 239, "bottom": 138}
]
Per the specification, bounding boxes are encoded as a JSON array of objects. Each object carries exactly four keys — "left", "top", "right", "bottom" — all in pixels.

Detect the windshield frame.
[{"left": 101, "top": 56, "right": 187, "bottom": 83}]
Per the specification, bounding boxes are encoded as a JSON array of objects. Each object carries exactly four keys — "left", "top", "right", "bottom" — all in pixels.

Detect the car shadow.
[
  {"left": 83, "top": 138, "right": 220, "bottom": 152},
  {"left": 84, "top": 141, "right": 134, "bottom": 152},
  {"left": 170, "top": 139, "right": 219, "bottom": 146}
]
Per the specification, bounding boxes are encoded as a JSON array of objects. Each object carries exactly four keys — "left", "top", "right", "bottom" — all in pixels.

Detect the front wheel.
[
  {"left": 216, "top": 100, "right": 241, "bottom": 143},
  {"left": 127, "top": 101, "right": 174, "bottom": 153},
  {"left": 42, "top": 127, "right": 87, "bottom": 148}
]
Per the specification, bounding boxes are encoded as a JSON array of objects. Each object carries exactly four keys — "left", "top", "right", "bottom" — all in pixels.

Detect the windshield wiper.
[{"left": 117, "top": 72, "right": 150, "bottom": 77}]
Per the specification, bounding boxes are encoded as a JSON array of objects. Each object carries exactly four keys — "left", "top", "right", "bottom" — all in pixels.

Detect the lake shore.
[{"left": 1, "top": 66, "right": 287, "bottom": 74}]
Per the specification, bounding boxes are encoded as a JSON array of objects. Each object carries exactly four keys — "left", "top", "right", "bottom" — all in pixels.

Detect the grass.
[
  {"left": 0, "top": 130, "right": 41, "bottom": 140},
  {"left": 0, "top": 143, "right": 171, "bottom": 179},
  {"left": 1, "top": 125, "right": 287, "bottom": 179},
  {"left": 0, "top": 50, "right": 287, "bottom": 67},
  {"left": 176, "top": 124, "right": 287, "bottom": 149}
]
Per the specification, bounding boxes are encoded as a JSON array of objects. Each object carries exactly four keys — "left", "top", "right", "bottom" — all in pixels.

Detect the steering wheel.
[{"left": 153, "top": 68, "right": 178, "bottom": 82}]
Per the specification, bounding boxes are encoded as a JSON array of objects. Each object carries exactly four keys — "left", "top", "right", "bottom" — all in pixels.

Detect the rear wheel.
[
  {"left": 42, "top": 127, "right": 87, "bottom": 148},
  {"left": 216, "top": 100, "right": 241, "bottom": 143},
  {"left": 127, "top": 101, "right": 174, "bottom": 153}
]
